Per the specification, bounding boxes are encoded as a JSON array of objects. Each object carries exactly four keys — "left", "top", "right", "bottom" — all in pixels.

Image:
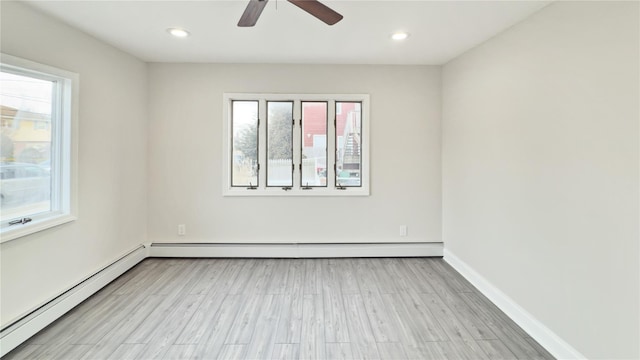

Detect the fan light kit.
[
  {"left": 238, "top": 0, "right": 343, "bottom": 27},
  {"left": 391, "top": 32, "right": 409, "bottom": 41},
  {"left": 167, "top": 28, "right": 190, "bottom": 38}
]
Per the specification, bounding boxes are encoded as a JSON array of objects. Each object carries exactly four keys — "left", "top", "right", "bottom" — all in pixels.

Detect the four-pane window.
[{"left": 223, "top": 94, "right": 369, "bottom": 196}]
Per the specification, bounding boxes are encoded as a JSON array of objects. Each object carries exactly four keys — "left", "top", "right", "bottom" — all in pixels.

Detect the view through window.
[
  {"left": 224, "top": 94, "right": 369, "bottom": 196},
  {"left": 0, "top": 71, "right": 53, "bottom": 222},
  {"left": 231, "top": 100, "right": 258, "bottom": 187},
  {"left": 1, "top": 54, "right": 77, "bottom": 241}
]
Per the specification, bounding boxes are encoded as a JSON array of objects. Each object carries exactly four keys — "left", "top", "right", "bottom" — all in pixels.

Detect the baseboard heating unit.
[
  {"left": 0, "top": 245, "right": 147, "bottom": 357},
  {"left": 148, "top": 242, "right": 444, "bottom": 258}
]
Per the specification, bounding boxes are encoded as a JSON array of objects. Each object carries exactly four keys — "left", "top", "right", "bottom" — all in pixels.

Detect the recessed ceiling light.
[
  {"left": 391, "top": 32, "right": 409, "bottom": 41},
  {"left": 167, "top": 28, "right": 190, "bottom": 38}
]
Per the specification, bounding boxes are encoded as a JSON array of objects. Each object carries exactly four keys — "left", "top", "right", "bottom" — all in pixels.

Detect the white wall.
[
  {"left": 148, "top": 64, "right": 441, "bottom": 245},
  {"left": 442, "top": 2, "right": 639, "bottom": 359},
  {"left": 5, "top": 1, "right": 636, "bottom": 357},
  {"left": 0, "top": 2, "right": 148, "bottom": 327}
]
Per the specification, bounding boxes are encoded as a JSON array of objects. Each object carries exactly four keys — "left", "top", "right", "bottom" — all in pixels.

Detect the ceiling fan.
[{"left": 238, "top": 0, "right": 343, "bottom": 27}]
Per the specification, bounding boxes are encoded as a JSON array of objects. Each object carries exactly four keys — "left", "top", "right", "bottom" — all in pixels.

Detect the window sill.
[
  {"left": 0, "top": 214, "right": 77, "bottom": 243},
  {"left": 223, "top": 188, "right": 370, "bottom": 197}
]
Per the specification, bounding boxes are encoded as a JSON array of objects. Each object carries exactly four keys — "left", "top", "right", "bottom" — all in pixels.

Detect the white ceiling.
[{"left": 23, "top": 0, "right": 551, "bottom": 65}]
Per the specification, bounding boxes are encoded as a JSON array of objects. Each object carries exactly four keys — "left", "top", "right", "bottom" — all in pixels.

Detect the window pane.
[
  {"left": 0, "top": 71, "right": 53, "bottom": 222},
  {"left": 267, "top": 101, "right": 293, "bottom": 187},
  {"left": 335, "top": 102, "right": 362, "bottom": 187},
  {"left": 301, "top": 102, "right": 327, "bottom": 187},
  {"left": 231, "top": 100, "right": 258, "bottom": 187}
]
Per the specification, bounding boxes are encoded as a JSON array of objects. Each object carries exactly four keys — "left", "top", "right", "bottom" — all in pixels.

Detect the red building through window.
[{"left": 301, "top": 101, "right": 361, "bottom": 186}]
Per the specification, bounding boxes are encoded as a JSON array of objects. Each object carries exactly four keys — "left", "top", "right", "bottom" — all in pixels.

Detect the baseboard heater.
[
  {"left": 148, "top": 242, "right": 444, "bottom": 258},
  {"left": 0, "top": 245, "right": 147, "bottom": 358}
]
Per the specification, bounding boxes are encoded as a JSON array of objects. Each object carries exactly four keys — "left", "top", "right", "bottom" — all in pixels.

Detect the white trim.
[
  {"left": 443, "top": 249, "right": 586, "bottom": 360},
  {"left": 222, "top": 93, "right": 370, "bottom": 197},
  {"left": 149, "top": 242, "right": 443, "bottom": 258},
  {"left": 0, "top": 214, "right": 77, "bottom": 242},
  {"left": 0, "top": 53, "right": 79, "bottom": 243},
  {"left": 0, "top": 245, "right": 147, "bottom": 357}
]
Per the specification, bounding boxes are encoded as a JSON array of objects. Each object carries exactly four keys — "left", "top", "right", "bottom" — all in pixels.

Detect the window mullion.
[
  {"left": 327, "top": 100, "right": 337, "bottom": 189},
  {"left": 258, "top": 99, "right": 267, "bottom": 189},
  {"left": 292, "top": 100, "right": 301, "bottom": 189}
]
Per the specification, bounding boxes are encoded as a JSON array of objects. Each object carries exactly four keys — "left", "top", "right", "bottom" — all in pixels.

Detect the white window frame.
[
  {"left": 0, "top": 54, "right": 78, "bottom": 242},
  {"left": 222, "top": 93, "right": 370, "bottom": 196}
]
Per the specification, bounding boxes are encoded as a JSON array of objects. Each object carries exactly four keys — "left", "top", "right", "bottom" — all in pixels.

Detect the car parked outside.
[{"left": 0, "top": 162, "right": 50, "bottom": 208}]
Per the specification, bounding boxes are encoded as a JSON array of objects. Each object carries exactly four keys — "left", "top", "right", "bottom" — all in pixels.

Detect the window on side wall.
[
  {"left": 0, "top": 54, "right": 78, "bottom": 242},
  {"left": 223, "top": 93, "right": 369, "bottom": 196}
]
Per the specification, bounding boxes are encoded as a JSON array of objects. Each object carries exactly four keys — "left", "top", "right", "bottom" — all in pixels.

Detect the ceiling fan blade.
[
  {"left": 238, "top": 0, "right": 269, "bottom": 27},
  {"left": 287, "top": 0, "right": 343, "bottom": 25}
]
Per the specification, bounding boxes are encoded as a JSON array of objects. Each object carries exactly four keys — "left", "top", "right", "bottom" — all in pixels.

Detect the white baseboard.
[
  {"left": 443, "top": 249, "right": 586, "bottom": 360},
  {"left": 0, "top": 245, "right": 147, "bottom": 357},
  {"left": 149, "top": 242, "right": 444, "bottom": 258}
]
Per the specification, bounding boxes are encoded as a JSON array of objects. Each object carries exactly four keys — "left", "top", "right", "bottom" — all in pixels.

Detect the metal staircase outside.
[{"left": 340, "top": 112, "right": 361, "bottom": 172}]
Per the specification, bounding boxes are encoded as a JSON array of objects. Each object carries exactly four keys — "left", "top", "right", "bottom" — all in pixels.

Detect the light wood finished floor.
[{"left": 5, "top": 258, "right": 554, "bottom": 360}]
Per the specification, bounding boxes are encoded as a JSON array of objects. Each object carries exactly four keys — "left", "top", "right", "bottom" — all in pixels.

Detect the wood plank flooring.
[{"left": 5, "top": 258, "right": 555, "bottom": 360}]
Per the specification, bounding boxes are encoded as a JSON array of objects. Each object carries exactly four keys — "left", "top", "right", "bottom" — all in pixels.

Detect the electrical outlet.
[
  {"left": 400, "top": 225, "right": 408, "bottom": 237},
  {"left": 178, "top": 224, "right": 186, "bottom": 236}
]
